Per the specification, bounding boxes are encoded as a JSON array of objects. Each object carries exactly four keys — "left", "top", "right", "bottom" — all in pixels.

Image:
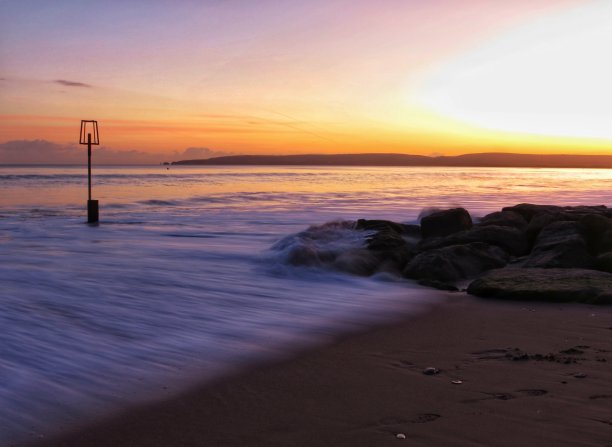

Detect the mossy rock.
[{"left": 467, "top": 268, "right": 612, "bottom": 304}]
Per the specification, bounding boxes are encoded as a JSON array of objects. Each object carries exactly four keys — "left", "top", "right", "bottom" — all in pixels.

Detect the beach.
[{"left": 30, "top": 295, "right": 612, "bottom": 447}]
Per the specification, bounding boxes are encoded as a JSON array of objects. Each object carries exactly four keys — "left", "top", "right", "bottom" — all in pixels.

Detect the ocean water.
[{"left": 1, "top": 165, "right": 611, "bottom": 444}]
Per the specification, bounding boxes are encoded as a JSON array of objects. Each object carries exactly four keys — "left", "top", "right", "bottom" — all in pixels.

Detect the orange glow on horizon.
[{"left": 2, "top": 112, "right": 611, "bottom": 159}]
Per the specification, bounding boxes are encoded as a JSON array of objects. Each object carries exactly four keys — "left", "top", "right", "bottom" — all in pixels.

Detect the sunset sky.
[{"left": 1, "top": 0, "right": 611, "bottom": 163}]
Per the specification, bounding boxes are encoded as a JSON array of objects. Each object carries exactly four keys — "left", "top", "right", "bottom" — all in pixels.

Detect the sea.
[{"left": 1, "top": 165, "right": 611, "bottom": 444}]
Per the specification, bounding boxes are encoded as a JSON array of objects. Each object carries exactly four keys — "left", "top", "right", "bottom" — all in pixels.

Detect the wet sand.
[{"left": 30, "top": 296, "right": 612, "bottom": 447}]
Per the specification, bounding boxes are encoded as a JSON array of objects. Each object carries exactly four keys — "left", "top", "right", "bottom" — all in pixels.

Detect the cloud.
[
  {"left": 54, "top": 79, "right": 92, "bottom": 88},
  {"left": 0, "top": 140, "right": 235, "bottom": 164},
  {"left": 0, "top": 140, "right": 159, "bottom": 164}
]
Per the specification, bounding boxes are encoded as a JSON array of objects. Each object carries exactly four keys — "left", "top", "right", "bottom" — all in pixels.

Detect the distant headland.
[{"left": 171, "top": 152, "right": 612, "bottom": 168}]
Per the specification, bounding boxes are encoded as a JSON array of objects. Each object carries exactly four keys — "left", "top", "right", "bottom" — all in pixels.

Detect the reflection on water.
[{"left": 1, "top": 165, "right": 611, "bottom": 217}]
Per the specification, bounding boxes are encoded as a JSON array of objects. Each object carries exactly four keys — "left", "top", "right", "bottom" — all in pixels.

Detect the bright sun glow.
[{"left": 418, "top": 1, "right": 612, "bottom": 141}]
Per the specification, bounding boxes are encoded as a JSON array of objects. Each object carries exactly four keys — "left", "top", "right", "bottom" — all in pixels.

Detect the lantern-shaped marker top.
[{"left": 79, "top": 120, "right": 100, "bottom": 145}]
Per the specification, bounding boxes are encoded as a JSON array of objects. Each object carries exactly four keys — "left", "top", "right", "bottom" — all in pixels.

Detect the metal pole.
[{"left": 88, "top": 133, "right": 92, "bottom": 201}]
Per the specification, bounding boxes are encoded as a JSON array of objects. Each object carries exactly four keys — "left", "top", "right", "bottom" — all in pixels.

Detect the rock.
[
  {"left": 355, "top": 219, "right": 421, "bottom": 238},
  {"left": 525, "top": 213, "right": 561, "bottom": 244},
  {"left": 562, "top": 205, "right": 609, "bottom": 218},
  {"left": 595, "top": 252, "right": 612, "bottom": 273},
  {"left": 365, "top": 231, "right": 415, "bottom": 274},
  {"left": 423, "top": 367, "right": 440, "bottom": 375},
  {"left": 580, "top": 214, "right": 612, "bottom": 253},
  {"left": 419, "top": 225, "right": 529, "bottom": 257},
  {"left": 420, "top": 208, "right": 472, "bottom": 238},
  {"left": 579, "top": 213, "right": 611, "bottom": 238},
  {"left": 404, "top": 242, "right": 509, "bottom": 282},
  {"left": 524, "top": 221, "right": 593, "bottom": 268},
  {"left": 355, "top": 219, "right": 406, "bottom": 234},
  {"left": 466, "top": 268, "right": 612, "bottom": 304},
  {"left": 333, "top": 249, "right": 380, "bottom": 276},
  {"left": 396, "top": 433, "right": 407, "bottom": 439},
  {"left": 504, "top": 204, "right": 609, "bottom": 222},
  {"left": 356, "top": 220, "right": 419, "bottom": 274},
  {"left": 366, "top": 230, "right": 408, "bottom": 251},
  {"left": 284, "top": 244, "right": 334, "bottom": 267},
  {"left": 601, "top": 230, "right": 612, "bottom": 253},
  {"left": 502, "top": 204, "right": 563, "bottom": 222},
  {"left": 372, "top": 247, "right": 414, "bottom": 275},
  {"left": 479, "top": 210, "right": 528, "bottom": 230},
  {"left": 399, "top": 224, "right": 422, "bottom": 238}
]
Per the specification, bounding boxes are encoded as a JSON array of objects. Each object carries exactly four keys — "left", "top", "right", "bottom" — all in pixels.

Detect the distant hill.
[{"left": 171, "top": 152, "right": 612, "bottom": 169}]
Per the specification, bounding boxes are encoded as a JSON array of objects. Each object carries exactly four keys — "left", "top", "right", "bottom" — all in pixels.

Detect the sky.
[{"left": 1, "top": 0, "right": 611, "bottom": 164}]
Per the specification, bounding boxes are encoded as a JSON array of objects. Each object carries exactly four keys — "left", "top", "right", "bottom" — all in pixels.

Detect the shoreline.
[{"left": 27, "top": 296, "right": 612, "bottom": 447}]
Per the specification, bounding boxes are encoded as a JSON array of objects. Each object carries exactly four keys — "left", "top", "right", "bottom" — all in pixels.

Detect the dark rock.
[
  {"left": 284, "top": 245, "right": 335, "bottom": 266},
  {"left": 366, "top": 230, "right": 408, "bottom": 251},
  {"left": 333, "top": 249, "right": 380, "bottom": 276},
  {"left": 355, "top": 219, "right": 421, "bottom": 238},
  {"left": 525, "top": 213, "right": 561, "bottom": 244},
  {"left": 502, "top": 204, "right": 563, "bottom": 222},
  {"left": 524, "top": 221, "right": 593, "bottom": 268},
  {"left": 365, "top": 230, "right": 416, "bottom": 274},
  {"left": 355, "top": 219, "right": 406, "bottom": 234},
  {"left": 420, "top": 208, "right": 472, "bottom": 238},
  {"left": 404, "top": 242, "right": 509, "bottom": 282},
  {"left": 579, "top": 213, "right": 611, "bottom": 239},
  {"left": 479, "top": 210, "right": 528, "bottom": 230},
  {"left": 399, "top": 224, "right": 422, "bottom": 238},
  {"left": 419, "top": 225, "right": 529, "bottom": 257},
  {"left": 467, "top": 268, "right": 612, "bottom": 304},
  {"left": 602, "top": 230, "right": 612, "bottom": 253},
  {"left": 371, "top": 246, "right": 414, "bottom": 275},
  {"left": 595, "top": 252, "right": 612, "bottom": 273},
  {"left": 562, "top": 205, "right": 609, "bottom": 218},
  {"left": 580, "top": 214, "right": 612, "bottom": 254},
  {"left": 352, "top": 219, "right": 419, "bottom": 274},
  {"left": 504, "top": 204, "right": 609, "bottom": 222}
]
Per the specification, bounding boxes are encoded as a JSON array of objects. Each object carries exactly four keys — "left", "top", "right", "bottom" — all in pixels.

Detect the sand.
[{"left": 30, "top": 296, "right": 612, "bottom": 447}]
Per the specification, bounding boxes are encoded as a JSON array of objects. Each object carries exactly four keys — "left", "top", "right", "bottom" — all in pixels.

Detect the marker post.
[{"left": 79, "top": 120, "right": 100, "bottom": 223}]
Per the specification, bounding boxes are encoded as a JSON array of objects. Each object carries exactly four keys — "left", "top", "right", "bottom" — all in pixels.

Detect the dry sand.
[{"left": 31, "top": 296, "right": 612, "bottom": 447}]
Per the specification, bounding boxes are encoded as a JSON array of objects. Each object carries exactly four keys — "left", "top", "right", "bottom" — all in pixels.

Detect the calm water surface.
[{"left": 0, "top": 165, "right": 611, "bottom": 443}]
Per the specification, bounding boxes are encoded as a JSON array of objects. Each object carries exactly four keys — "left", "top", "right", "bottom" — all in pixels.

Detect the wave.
[{"left": 270, "top": 220, "right": 385, "bottom": 276}]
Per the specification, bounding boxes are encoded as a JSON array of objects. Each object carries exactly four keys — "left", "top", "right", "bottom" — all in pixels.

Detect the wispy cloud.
[{"left": 54, "top": 79, "right": 92, "bottom": 88}]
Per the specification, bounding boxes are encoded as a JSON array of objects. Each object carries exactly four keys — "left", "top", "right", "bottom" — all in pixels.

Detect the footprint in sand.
[
  {"left": 390, "top": 359, "right": 414, "bottom": 369},
  {"left": 463, "top": 389, "right": 548, "bottom": 403},
  {"left": 559, "top": 347, "right": 586, "bottom": 355},
  {"left": 377, "top": 417, "right": 409, "bottom": 425},
  {"left": 410, "top": 413, "right": 441, "bottom": 423},
  {"left": 375, "top": 413, "right": 441, "bottom": 433},
  {"left": 470, "top": 348, "right": 510, "bottom": 360},
  {"left": 516, "top": 389, "right": 548, "bottom": 396},
  {"left": 462, "top": 392, "right": 515, "bottom": 403},
  {"left": 589, "top": 394, "right": 612, "bottom": 400},
  {"left": 489, "top": 392, "right": 516, "bottom": 400}
]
